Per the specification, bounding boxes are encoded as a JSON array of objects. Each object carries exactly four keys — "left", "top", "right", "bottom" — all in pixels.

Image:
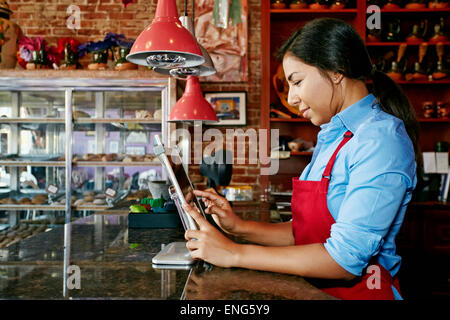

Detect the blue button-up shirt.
[{"left": 299, "top": 94, "right": 417, "bottom": 298}]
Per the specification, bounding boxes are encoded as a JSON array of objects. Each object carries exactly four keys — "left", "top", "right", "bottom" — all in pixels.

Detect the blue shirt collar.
[{"left": 333, "top": 94, "right": 378, "bottom": 134}]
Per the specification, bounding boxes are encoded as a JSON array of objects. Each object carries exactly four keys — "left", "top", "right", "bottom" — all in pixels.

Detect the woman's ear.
[{"left": 330, "top": 72, "right": 344, "bottom": 85}]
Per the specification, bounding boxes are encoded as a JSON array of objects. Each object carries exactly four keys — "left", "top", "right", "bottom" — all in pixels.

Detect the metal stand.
[{"left": 152, "top": 242, "right": 194, "bottom": 266}]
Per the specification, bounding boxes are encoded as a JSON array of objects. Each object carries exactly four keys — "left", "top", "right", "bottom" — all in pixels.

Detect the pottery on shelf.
[
  {"left": 271, "top": 0, "right": 287, "bottom": 9},
  {"left": 406, "top": 20, "right": 428, "bottom": 44},
  {"left": 309, "top": 0, "right": 328, "bottom": 9},
  {"left": 88, "top": 50, "right": 108, "bottom": 70},
  {"left": 384, "top": 20, "right": 401, "bottom": 42},
  {"left": 330, "top": 0, "right": 346, "bottom": 9},
  {"left": 59, "top": 43, "right": 79, "bottom": 70},
  {"left": 405, "top": 0, "right": 427, "bottom": 9},
  {"left": 113, "top": 46, "right": 137, "bottom": 71},
  {"left": 428, "top": 0, "right": 449, "bottom": 8},
  {"left": 289, "top": 0, "right": 308, "bottom": 9},
  {"left": 428, "top": 17, "right": 448, "bottom": 44},
  {"left": 26, "top": 49, "right": 48, "bottom": 70},
  {"left": 383, "top": 0, "right": 401, "bottom": 9}
]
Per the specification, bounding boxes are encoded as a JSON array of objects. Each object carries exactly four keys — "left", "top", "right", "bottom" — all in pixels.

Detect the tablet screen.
[{"left": 169, "top": 153, "right": 207, "bottom": 222}]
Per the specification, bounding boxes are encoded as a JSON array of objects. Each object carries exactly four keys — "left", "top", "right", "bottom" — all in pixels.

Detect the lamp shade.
[
  {"left": 169, "top": 76, "right": 218, "bottom": 123},
  {"left": 153, "top": 16, "right": 216, "bottom": 78},
  {"left": 126, "top": 0, "right": 205, "bottom": 69}
]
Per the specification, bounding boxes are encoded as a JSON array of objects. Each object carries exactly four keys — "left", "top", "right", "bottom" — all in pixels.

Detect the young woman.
[{"left": 182, "top": 18, "right": 419, "bottom": 300}]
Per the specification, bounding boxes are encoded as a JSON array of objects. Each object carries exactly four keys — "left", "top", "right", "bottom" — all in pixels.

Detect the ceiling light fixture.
[
  {"left": 153, "top": 0, "right": 216, "bottom": 78},
  {"left": 126, "top": 0, "right": 205, "bottom": 69}
]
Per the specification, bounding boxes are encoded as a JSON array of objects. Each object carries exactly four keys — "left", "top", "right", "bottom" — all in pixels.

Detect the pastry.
[
  {"left": 7, "top": 198, "right": 17, "bottom": 204},
  {"left": 144, "top": 154, "right": 156, "bottom": 162},
  {"left": 94, "top": 194, "right": 106, "bottom": 200},
  {"left": 102, "top": 153, "right": 116, "bottom": 162},
  {"left": 82, "top": 191, "right": 95, "bottom": 197},
  {"left": 18, "top": 198, "right": 32, "bottom": 205},
  {"left": 93, "top": 199, "right": 106, "bottom": 205},
  {"left": 136, "top": 110, "right": 153, "bottom": 119},
  {"left": 73, "top": 110, "right": 91, "bottom": 119},
  {"left": 83, "top": 195, "right": 94, "bottom": 202},
  {"left": 32, "top": 195, "right": 47, "bottom": 204},
  {"left": 89, "top": 154, "right": 103, "bottom": 161},
  {"left": 122, "top": 156, "right": 133, "bottom": 163},
  {"left": 73, "top": 199, "right": 85, "bottom": 206},
  {"left": 153, "top": 109, "right": 162, "bottom": 120}
]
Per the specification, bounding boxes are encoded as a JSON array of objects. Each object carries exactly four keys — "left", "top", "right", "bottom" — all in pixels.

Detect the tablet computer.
[{"left": 153, "top": 134, "right": 206, "bottom": 231}]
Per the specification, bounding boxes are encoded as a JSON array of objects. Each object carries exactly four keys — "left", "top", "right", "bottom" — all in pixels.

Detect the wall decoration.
[
  {"left": 204, "top": 91, "right": 246, "bottom": 125},
  {"left": 0, "top": 1, "right": 22, "bottom": 69},
  {"left": 195, "top": 0, "right": 248, "bottom": 82}
]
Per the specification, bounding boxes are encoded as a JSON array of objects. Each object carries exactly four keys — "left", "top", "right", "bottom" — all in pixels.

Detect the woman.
[{"left": 182, "top": 18, "right": 419, "bottom": 300}]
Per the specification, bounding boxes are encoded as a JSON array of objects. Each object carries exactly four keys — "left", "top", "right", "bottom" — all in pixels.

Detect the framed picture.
[{"left": 204, "top": 92, "right": 247, "bottom": 126}]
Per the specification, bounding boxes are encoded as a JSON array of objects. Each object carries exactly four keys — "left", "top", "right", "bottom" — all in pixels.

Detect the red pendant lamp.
[
  {"left": 153, "top": 15, "right": 216, "bottom": 79},
  {"left": 126, "top": 0, "right": 205, "bottom": 69},
  {"left": 169, "top": 76, "right": 218, "bottom": 123}
]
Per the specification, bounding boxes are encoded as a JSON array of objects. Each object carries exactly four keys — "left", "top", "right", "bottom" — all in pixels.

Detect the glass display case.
[{"left": 0, "top": 75, "right": 177, "bottom": 241}]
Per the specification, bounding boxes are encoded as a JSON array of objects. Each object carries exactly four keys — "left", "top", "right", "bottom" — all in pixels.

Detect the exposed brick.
[{"left": 8, "top": 0, "right": 262, "bottom": 192}]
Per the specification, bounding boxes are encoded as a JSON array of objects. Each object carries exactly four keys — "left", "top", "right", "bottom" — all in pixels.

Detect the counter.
[{"left": 0, "top": 203, "right": 335, "bottom": 300}]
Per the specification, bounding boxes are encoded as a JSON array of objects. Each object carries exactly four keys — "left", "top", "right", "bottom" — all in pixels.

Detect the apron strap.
[{"left": 320, "top": 130, "right": 353, "bottom": 192}]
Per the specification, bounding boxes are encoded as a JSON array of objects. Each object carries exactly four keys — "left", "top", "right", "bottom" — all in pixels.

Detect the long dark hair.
[{"left": 278, "top": 18, "right": 421, "bottom": 171}]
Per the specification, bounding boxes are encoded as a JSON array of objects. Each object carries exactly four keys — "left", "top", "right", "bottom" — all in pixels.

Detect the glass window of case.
[{"left": 20, "top": 91, "right": 65, "bottom": 119}]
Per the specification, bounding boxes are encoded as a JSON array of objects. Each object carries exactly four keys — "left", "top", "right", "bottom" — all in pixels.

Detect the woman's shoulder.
[
  {"left": 347, "top": 109, "right": 416, "bottom": 180},
  {"left": 356, "top": 108, "right": 412, "bottom": 148}
]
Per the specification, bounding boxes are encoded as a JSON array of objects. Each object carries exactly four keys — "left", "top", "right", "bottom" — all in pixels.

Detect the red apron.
[{"left": 291, "top": 130, "right": 401, "bottom": 300}]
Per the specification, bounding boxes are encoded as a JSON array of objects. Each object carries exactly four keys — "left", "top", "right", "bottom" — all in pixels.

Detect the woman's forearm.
[
  {"left": 233, "top": 220, "right": 295, "bottom": 246},
  {"left": 232, "top": 242, "right": 356, "bottom": 280}
]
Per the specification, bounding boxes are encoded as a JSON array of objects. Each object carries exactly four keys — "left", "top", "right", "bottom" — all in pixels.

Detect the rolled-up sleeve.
[{"left": 323, "top": 124, "right": 414, "bottom": 276}]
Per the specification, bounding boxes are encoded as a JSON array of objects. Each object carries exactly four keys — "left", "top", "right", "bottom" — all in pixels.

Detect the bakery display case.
[{"left": 0, "top": 74, "right": 177, "bottom": 245}]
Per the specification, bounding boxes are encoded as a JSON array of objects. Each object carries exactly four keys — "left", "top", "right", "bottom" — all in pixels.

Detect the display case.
[{"left": 0, "top": 71, "right": 177, "bottom": 244}]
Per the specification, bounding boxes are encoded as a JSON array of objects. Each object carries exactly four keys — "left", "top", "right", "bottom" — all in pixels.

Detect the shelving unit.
[
  {"left": 0, "top": 71, "right": 177, "bottom": 230},
  {"left": 261, "top": 1, "right": 450, "bottom": 298},
  {"left": 261, "top": 0, "right": 450, "bottom": 193},
  {"left": 366, "top": 41, "right": 450, "bottom": 46}
]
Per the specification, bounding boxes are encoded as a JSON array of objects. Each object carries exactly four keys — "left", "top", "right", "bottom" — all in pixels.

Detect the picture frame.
[{"left": 204, "top": 92, "right": 247, "bottom": 126}]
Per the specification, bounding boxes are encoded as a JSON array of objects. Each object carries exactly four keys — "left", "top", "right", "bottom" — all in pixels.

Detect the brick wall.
[{"left": 8, "top": 0, "right": 262, "bottom": 199}]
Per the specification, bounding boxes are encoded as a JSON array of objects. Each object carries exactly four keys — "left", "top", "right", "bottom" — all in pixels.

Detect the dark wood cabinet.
[
  {"left": 398, "top": 203, "right": 450, "bottom": 298},
  {"left": 261, "top": 1, "right": 450, "bottom": 299}
]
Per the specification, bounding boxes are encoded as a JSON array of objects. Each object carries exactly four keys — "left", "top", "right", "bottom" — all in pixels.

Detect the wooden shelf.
[
  {"left": 271, "top": 8, "right": 358, "bottom": 14},
  {"left": 0, "top": 161, "right": 65, "bottom": 167},
  {"left": 366, "top": 42, "right": 450, "bottom": 46},
  {"left": 379, "top": 8, "right": 450, "bottom": 13},
  {"left": 270, "top": 118, "right": 310, "bottom": 122},
  {"left": 0, "top": 69, "right": 167, "bottom": 79},
  {"left": 73, "top": 161, "right": 161, "bottom": 167},
  {"left": 0, "top": 204, "right": 66, "bottom": 211},
  {"left": 0, "top": 160, "right": 161, "bottom": 167},
  {"left": 366, "top": 79, "right": 450, "bottom": 84},
  {"left": 0, "top": 204, "right": 110, "bottom": 211},
  {"left": 0, "top": 118, "right": 64, "bottom": 123},
  {"left": 74, "top": 118, "right": 161, "bottom": 124},
  {"left": 418, "top": 118, "right": 450, "bottom": 123}
]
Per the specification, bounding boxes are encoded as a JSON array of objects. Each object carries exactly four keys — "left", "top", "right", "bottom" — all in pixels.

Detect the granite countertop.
[{"left": 0, "top": 204, "right": 335, "bottom": 300}]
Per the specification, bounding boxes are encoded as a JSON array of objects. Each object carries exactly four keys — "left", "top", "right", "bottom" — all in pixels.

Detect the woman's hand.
[
  {"left": 183, "top": 202, "right": 240, "bottom": 268},
  {"left": 193, "top": 188, "right": 243, "bottom": 235}
]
